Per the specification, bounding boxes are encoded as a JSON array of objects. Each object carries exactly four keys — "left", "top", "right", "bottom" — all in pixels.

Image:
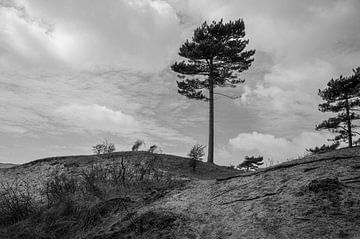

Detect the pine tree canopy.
[
  {"left": 171, "top": 19, "right": 255, "bottom": 101},
  {"left": 237, "top": 156, "right": 264, "bottom": 171},
  {"left": 316, "top": 67, "right": 360, "bottom": 146}
]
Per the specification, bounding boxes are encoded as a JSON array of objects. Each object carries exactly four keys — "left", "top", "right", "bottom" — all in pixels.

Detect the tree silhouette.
[
  {"left": 171, "top": 19, "right": 255, "bottom": 163},
  {"left": 316, "top": 67, "right": 360, "bottom": 147}
]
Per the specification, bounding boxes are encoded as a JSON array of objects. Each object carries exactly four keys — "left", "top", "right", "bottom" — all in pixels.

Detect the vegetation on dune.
[
  {"left": 92, "top": 139, "right": 116, "bottom": 159},
  {"left": 187, "top": 144, "right": 206, "bottom": 172},
  {"left": 0, "top": 148, "right": 239, "bottom": 238},
  {"left": 132, "top": 139, "right": 145, "bottom": 152},
  {"left": 306, "top": 141, "right": 340, "bottom": 154},
  {"left": 237, "top": 155, "right": 264, "bottom": 171},
  {"left": 0, "top": 155, "right": 185, "bottom": 238}
]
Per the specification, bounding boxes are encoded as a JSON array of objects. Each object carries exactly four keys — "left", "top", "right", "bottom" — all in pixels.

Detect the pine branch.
[{"left": 213, "top": 92, "right": 241, "bottom": 99}]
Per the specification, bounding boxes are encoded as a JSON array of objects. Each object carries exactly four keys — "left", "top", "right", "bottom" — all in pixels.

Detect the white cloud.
[
  {"left": 215, "top": 131, "right": 332, "bottom": 166},
  {"left": 0, "top": 0, "right": 183, "bottom": 72},
  {"left": 240, "top": 61, "right": 336, "bottom": 113},
  {"left": 55, "top": 103, "right": 195, "bottom": 145},
  {"left": 56, "top": 104, "right": 139, "bottom": 133},
  {"left": 222, "top": 131, "right": 331, "bottom": 165}
]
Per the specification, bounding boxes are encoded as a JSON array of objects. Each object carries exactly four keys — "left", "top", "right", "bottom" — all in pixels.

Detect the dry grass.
[
  {"left": 0, "top": 155, "right": 188, "bottom": 239},
  {"left": 2, "top": 148, "right": 359, "bottom": 238}
]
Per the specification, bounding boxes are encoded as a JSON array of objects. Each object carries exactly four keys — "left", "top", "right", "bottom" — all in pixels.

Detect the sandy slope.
[
  {"left": 101, "top": 147, "right": 360, "bottom": 239},
  {"left": 1, "top": 149, "right": 360, "bottom": 238}
]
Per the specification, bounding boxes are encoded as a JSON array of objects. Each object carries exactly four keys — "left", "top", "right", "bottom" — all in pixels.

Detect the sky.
[{"left": 1, "top": 0, "right": 360, "bottom": 165}]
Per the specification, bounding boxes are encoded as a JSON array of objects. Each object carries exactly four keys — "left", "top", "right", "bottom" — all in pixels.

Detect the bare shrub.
[
  {"left": 43, "top": 173, "right": 78, "bottom": 205},
  {"left": 130, "top": 154, "right": 166, "bottom": 184},
  {"left": 92, "top": 139, "right": 116, "bottom": 158},
  {"left": 92, "top": 144, "right": 105, "bottom": 155},
  {"left": 80, "top": 164, "right": 109, "bottom": 198},
  {"left": 0, "top": 182, "right": 37, "bottom": 226}
]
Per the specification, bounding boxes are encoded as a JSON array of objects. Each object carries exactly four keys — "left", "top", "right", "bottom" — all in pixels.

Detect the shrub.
[
  {"left": 188, "top": 144, "right": 205, "bottom": 171},
  {"left": 92, "top": 144, "right": 105, "bottom": 155},
  {"left": 148, "top": 145, "right": 158, "bottom": 153},
  {"left": 306, "top": 141, "right": 340, "bottom": 154},
  {"left": 226, "top": 164, "right": 235, "bottom": 169},
  {"left": 132, "top": 140, "right": 144, "bottom": 151},
  {"left": 80, "top": 164, "right": 109, "bottom": 198},
  {"left": 43, "top": 173, "right": 78, "bottom": 205},
  {"left": 0, "top": 182, "right": 37, "bottom": 226},
  {"left": 237, "top": 156, "right": 264, "bottom": 171},
  {"left": 92, "top": 139, "right": 116, "bottom": 158}
]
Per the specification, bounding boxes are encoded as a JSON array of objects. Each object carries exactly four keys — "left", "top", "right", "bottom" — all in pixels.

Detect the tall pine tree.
[
  {"left": 171, "top": 19, "right": 255, "bottom": 163},
  {"left": 316, "top": 67, "right": 360, "bottom": 147}
]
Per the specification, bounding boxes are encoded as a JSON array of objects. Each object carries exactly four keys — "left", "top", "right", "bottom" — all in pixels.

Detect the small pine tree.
[
  {"left": 237, "top": 156, "right": 264, "bottom": 171},
  {"left": 316, "top": 67, "right": 360, "bottom": 147},
  {"left": 188, "top": 144, "right": 206, "bottom": 171},
  {"left": 306, "top": 141, "right": 340, "bottom": 154}
]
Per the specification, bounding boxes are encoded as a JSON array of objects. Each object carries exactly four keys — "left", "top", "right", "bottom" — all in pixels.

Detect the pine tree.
[
  {"left": 237, "top": 156, "right": 264, "bottom": 171},
  {"left": 316, "top": 67, "right": 360, "bottom": 147},
  {"left": 171, "top": 19, "right": 255, "bottom": 163}
]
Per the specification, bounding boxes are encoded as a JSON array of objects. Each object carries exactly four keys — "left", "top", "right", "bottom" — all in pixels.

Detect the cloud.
[
  {"left": 1, "top": 0, "right": 360, "bottom": 164},
  {"left": 0, "top": 69, "right": 195, "bottom": 147},
  {"left": 56, "top": 104, "right": 139, "bottom": 133},
  {"left": 0, "top": 0, "right": 183, "bottom": 72},
  {"left": 55, "top": 103, "right": 195, "bottom": 145},
  {"left": 240, "top": 61, "right": 336, "bottom": 114},
  {"left": 215, "top": 131, "right": 331, "bottom": 166}
]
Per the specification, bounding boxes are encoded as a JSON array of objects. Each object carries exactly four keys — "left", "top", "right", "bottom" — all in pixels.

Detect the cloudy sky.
[{"left": 1, "top": 0, "right": 360, "bottom": 165}]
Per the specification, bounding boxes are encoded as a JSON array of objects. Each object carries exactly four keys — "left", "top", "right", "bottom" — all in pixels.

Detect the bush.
[
  {"left": 237, "top": 156, "right": 264, "bottom": 171},
  {"left": 148, "top": 145, "right": 158, "bottom": 153},
  {"left": 43, "top": 173, "right": 78, "bottom": 205},
  {"left": 306, "top": 141, "right": 339, "bottom": 154},
  {"left": 0, "top": 182, "right": 37, "bottom": 226},
  {"left": 132, "top": 140, "right": 145, "bottom": 151},
  {"left": 188, "top": 144, "right": 205, "bottom": 171},
  {"left": 80, "top": 164, "right": 111, "bottom": 198},
  {"left": 92, "top": 139, "right": 116, "bottom": 158}
]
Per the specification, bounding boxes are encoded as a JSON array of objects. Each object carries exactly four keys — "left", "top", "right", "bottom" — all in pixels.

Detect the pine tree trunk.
[
  {"left": 207, "top": 60, "right": 214, "bottom": 164},
  {"left": 345, "top": 95, "right": 353, "bottom": 147}
]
